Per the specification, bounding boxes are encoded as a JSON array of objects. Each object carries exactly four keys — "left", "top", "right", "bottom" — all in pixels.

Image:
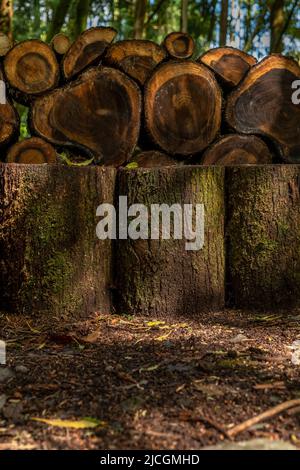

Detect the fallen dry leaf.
[{"left": 31, "top": 417, "right": 107, "bottom": 429}]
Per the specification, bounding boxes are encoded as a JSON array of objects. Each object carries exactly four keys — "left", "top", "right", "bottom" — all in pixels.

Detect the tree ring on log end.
[
  {"left": 4, "top": 40, "right": 60, "bottom": 96},
  {"left": 163, "top": 32, "right": 195, "bottom": 59},
  {"left": 7, "top": 137, "right": 57, "bottom": 164},
  {"left": 30, "top": 67, "right": 141, "bottom": 166},
  {"left": 226, "top": 55, "right": 300, "bottom": 163},
  {"left": 145, "top": 61, "right": 222, "bottom": 155},
  {"left": 199, "top": 46, "right": 256, "bottom": 88},
  {"left": 202, "top": 134, "right": 273, "bottom": 165}
]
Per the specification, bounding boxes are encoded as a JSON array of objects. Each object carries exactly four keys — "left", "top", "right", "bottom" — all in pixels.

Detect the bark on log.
[
  {"left": 0, "top": 164, "right": 116, "bottom": 317},
  {"left": 201, "top": 134, "right": 273, "bottom": 165},
  {"left": 62, "top": 27, "right": 117, "bottom": 80},
  {"left": 227, "top": 165, "right": 300, "bottom": 310},
  {"left": 6, "top": 137, "right": 57, "bottom": 164},
  {"left": 144, "top": 61, "right": 222, "bottom": 155},
  {"left": 115, "top": 166, "right": 225, "bottom": 316},
  {"left": 0, "top": 97, "right": 19, "bottom": 153},
  {"left": 51, "top": 33, "right": 71, "bottom": 56},
  {"left": 104, "top": 40, "right": 167, "bottom": 86},
  {"left": 0, "top": 32, "right": 12, "bottom": 57},
  {"left": 3, "top": 40, "right": 60, "bottom": 103},
  {"left": 130, "top": 150, "right": 181, "bottom": 167},
  {"left": 225, "top": 55, "right": 300, "bottom": 163},
  {"left": 30, "top": 67, "right": 141, "bottom": 166},
  {"left": 163, "top": 32, "right": 195, "bottom": 59},
  {"left": 199, "top": 46, "right": 256, "bottom": 89}
]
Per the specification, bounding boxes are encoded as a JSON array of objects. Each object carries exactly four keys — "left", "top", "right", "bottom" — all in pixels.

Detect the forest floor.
[{"left": 0, "top": 309, "right": 300, "bottom": 450}]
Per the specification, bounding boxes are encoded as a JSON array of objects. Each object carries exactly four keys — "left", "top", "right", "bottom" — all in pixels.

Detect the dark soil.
[{"left": 0, "top": 309, "right": 300, "bottom": 450}]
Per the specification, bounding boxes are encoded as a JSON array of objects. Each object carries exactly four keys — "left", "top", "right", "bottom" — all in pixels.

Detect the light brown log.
[
  {"left": 30, "top": 67, "right": 141, "bottom": 166},
  {"left": 226, "top": 55, "right": 300, "bottom": 163},
  {"left": 0, "top": 32, "right": 12, "bottom": 57},
  {"left": 3, "top": 40, "right": 60, "bottom": 102},
  {"left": 129, "top": 150, "right": 181, "bottom": 167},
  {"left": 163, "top": 32, "right": 194, "bottom": 59},
  {"left": 199, "top": 46, "right": 256, "bottom": 88},
  {"left": 62, "top": 26, "right": 117, "bottom": 80},
  {"left": 0, "top": 96, "right": 19, "bottom": 153},
  {"left": 201, "top": 134, "right": 273, "bottom": 165},
  {"left": 51, "top": 33, "right": 71, "bottom": 56},
  {"left": 144, "top": 61, "right": 222, "bottom": 155},
  {"left": 6, "top": 137, "right": 57, "bottom": 164},
  {"left": 104, "top": 39, "right": 167, "bottom": 86}
]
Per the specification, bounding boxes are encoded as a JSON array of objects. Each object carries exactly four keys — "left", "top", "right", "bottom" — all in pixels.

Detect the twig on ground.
[{"left": 227, "top": 399, "right": 300, "bottom": 438}]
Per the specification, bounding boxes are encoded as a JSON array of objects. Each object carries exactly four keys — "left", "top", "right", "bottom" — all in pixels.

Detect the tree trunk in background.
[
  {"left": 46, "top": 0, "right": 71, "bottom": 42},
  {"left": 227, "top": 166, "right": 300, "bottom": 310},
  {"left": 207, "top": 0, "right": 217, "bottom": 43},
  {"left": 74, "top": 0, "right": 90, "bottom": 39},
  {"left": 270, "top": 0, "right": 285, "bottom": 53},
  {"left": 219, "top": 0, "right": 229, "bottom": 46},
  {"left": 115, "top": 167, "right": 225, "bottom": 317},
  {"left": 0, "top": 164, "right": 116, "bottom": 318},
  {"left": 180, "top": 0, "right": 188, "bottom": 33},
  {"left": 133, "top": 0, "right": 147, "bottom": 39},
  {"left": 0, "top": 0, "right": 13, "bottom": 39}
]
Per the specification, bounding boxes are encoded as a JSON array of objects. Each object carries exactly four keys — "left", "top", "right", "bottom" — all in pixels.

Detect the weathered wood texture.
[
  {"left": 145, "top": 61, "right": 222, "bottom": 155},
  {"left": 199, "top": 46, "right": 256, "bottom": 88},
  {"left": 7, "top": 137, "right": 57, "bottom": 163},
  {"left": 227, "top": 165, "right": 300, "bottom": 310},
  {"left": 30, "top": 67, "right": 141, "bottom": 165},
  {"left": 201, "top": 134, "right": 273, "bottom": 165},
  {"left": 0, "top": 164, "right": 116, "bottom": 317},
  {"left": 226, "top": 55, "right": 300, "bottom": 163},
  {"left": 115, "top": 166, "right": 225, "bottom": 316}
]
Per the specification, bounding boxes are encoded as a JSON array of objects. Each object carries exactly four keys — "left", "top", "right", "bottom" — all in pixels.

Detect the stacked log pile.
[{"left": 0, "top": 27, "right": 299, "bottom": 166}]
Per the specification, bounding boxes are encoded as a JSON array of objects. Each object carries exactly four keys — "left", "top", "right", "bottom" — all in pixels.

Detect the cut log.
[
  {"left": 51, "top": 33, "right": 71, "bottom": 56},
  {"left": 62, "top": 26, "right": 117, "bottom": 80},
  {"left": 0, "top": 32, "right": 12, "bottom": 57},
  {"left": 199, "top": 46, "right": 256, "bottom": 88},
  {"left": 30, "top": 67, "right": 141, "bottom": 166},
  {"left": 115, "top": 166, "right": 225, "bottom": 316},
  {"left": 0, "top": 97, "right": 19, "bottom": 153},
  {"left": 226, "top": 55, "right": 300, "bottom": 163},
  {"left": 3, "top": 40, "right": 60, "bottom": 102},
  {"left": 0, "top": 164, "right": 116, "bottom": 317},
  {"left": 201, "top": 134, "right": 273, "bottom": 165},
  {"left": 104, "top": 39, "right": 167, "bottom": 86},
  {"left": 144, "top": 61, "right": 222, "bottom": 155},
  {"left": 130, "top": 150, "right": 180, "bottom": 167},
  {"left": 227, "top": 165, "right": 300, "bottom": 310},
  {"left": 163, "top": 32, "right": 194, "bottom": 59},
  {"left": 6, "top": 137, "right": 57, "bottom": 164}
]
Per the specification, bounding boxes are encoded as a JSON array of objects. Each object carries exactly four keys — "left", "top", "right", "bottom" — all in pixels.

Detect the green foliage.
[{"left": 7, "top": 1, "right": 300, "bottom": 58}]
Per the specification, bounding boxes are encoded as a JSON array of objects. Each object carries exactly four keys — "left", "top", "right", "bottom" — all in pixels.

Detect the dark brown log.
[
  {"left": 0, "top": 164, "right": 116, "bottom": 317},
  {"left": 30, "top": 67, "right": 141, "bottom": 166},
  {"left": 227, "top": 165, "right": 300, "bottom": 310},
  {"left": 163, "top": 32, "right": 194, "bottom": 59},
  {"left": 199, "top": 46, "right": 256, "bottom": 88},
  {"left": 116, "top": 166, "right": 225, "bottom": 316},
  {"left": 3, "top": 40, "right": 60, "bottom": 102},
  {"left": 130, "top": 150, "right": 181, "bottom": 167},
  {"left": 6, "top": 137, "right": 57, "bottom": 164},
  {"left": 0, "top": 32, "right": 11, "bottom": 57},
  {"left": 201, "top": 134, "right": 273, "bottom": 165},
  {"left": 226, "top": 55, "right": 300, "bottom": 163},
  {"left": 104, "top": 39, "right": 167, "bottom": 86},
  {"left": 144, "top": 61, "right": 222, "bottom": 155},
  {"left": 50, "top": 33, "right": 71, "bottom": 56},
  {"left": 0, "top": 94, "right": 19, "bottom": 153},
  {"left": 62, "top": 26, "right": 117, "bottom": 80}
]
